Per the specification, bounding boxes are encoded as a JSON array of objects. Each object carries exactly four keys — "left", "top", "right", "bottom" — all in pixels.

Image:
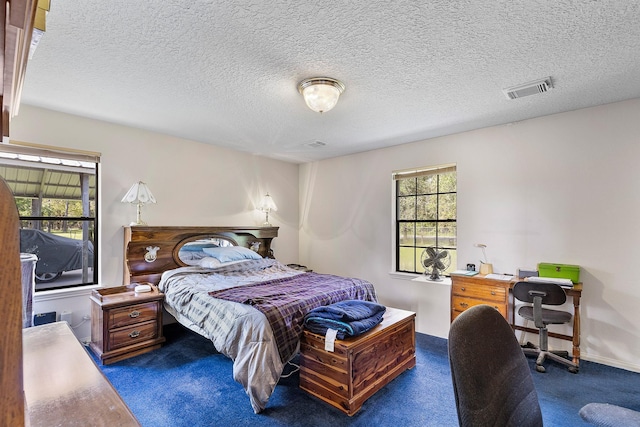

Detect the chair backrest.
[
  {"left": 513, "top": 281, "right": 567, "bottom": 306},
  {"left": 448, "top": 305, "right": 543, "bottom": 427}
]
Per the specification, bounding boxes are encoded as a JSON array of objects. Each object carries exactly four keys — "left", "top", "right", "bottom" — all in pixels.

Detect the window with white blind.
[
  {"left": 394, "top": 164, "right": 457, "bottom": 275},
  {"left": 0, "top": 143, "right": 100, "bottom": 291}
]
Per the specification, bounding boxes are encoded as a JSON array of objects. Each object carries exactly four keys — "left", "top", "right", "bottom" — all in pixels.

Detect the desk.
[{"left": 450, "top": 275, "right": 582, "bottom": 366}]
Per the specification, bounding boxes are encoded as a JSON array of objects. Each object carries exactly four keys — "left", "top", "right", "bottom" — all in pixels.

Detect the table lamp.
[
  {"left": 259, "top": 193, "right": 277, "bottom": 226},
  {"left": 121, "top": 181, "right": 156, "bottom": 226},
  {"left": 474, "top": 243, "right": 494, "bottom": 275}
]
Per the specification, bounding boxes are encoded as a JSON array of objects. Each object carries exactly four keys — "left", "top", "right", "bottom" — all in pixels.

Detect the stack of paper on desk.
[
  {"left": 450, "top": 270, "right": 479, "bottom": 276},
  {"left": 525, "top": 276, "right": 574, "bottom": 287},
  {"left": 484, "top": 273, "right": 513, "bottom": 281}
]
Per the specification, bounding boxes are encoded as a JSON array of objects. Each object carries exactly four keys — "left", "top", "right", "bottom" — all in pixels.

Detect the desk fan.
[{"left": 421, "top": 247, "right": 450, "bottom": 281}]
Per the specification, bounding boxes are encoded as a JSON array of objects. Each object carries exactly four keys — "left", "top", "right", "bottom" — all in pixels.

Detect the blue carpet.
[{"left": 96, "top": 324, "right": 640, "bottom": 426}]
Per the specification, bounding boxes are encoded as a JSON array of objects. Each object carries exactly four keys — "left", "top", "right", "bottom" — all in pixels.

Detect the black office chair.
[
  {"left": 448, "top": 305, "right": 543, "bottom": 427},
  {"left": 513, "top": 281, "right": 579, "bottom": 373}
]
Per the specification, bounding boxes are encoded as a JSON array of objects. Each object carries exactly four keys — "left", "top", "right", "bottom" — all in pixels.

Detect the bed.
[{"left": 123, "top": 226, "right": 378, "bottom": 413}]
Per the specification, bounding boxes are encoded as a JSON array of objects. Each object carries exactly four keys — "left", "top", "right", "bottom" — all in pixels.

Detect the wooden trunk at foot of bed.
[
  {"left": 123, "top": 226, "right": 279, "bottom": 285},
  {"left": 299, "top": 307, "right": 417, "bottom": 416}
]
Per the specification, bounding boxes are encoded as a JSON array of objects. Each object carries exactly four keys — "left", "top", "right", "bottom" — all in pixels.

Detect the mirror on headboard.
[{"left": 176, "top": 236, "right": 236, "bottom": 266}]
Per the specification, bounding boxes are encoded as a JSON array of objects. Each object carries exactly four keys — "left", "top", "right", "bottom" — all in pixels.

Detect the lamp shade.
[
  {"left": 121, "top": 181, "right": 156, "bottom": 205},
  {"left": 259, "top": 193, "right": 277, "bottom": 212},
  {"left": 298, "top": 77, "right": 345, "bottom": 113}
]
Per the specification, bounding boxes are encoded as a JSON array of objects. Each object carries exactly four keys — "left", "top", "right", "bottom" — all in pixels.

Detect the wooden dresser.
[
  {"left": 299, "top": 307, "right": 416, "bottom": 415},
  {"left": 450, "top": 275, "right": 512, "bottom": 322},
  {"left": 1, "top": 1, "right": 43, "bottom": 422},
  {"left": 24, "top": 322, "right": 140, "bottom": 426},
  {"left": 90, "top": 284, "right": 165, "bottom": 364}
]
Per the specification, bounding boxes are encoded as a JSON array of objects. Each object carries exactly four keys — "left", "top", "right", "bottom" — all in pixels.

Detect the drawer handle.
[
  {"left": 129, "top": 310, "right": 141, "bottom": 318},
  {"left": 461, "top": 287, "right": 465, "bottom": 291},
  {"left": 129, "top": 330, "right": 141, "bottom": 338},
  {"left": 459, "top": 302, "right": 468, "bottom": 308},
  {"left": 491, "top": 291, "right": 496, "bottom": 295}
]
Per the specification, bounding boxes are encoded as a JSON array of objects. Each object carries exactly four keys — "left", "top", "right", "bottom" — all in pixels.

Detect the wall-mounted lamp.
[
  {"left": 259, "top": 193, "right": 278, "bottom": 226},
  {"left": 298, "top": 77, "right": 345, "bottom": 113},
  {"left": 121, "top": 181, "right": 156, "bottom": 226}
]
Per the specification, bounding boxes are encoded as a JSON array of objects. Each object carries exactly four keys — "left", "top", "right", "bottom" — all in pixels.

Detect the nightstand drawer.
[
  {"left": 109, "top": 302, "right": 159, "bottom": 329},
  {"left": 108, "top": 320, "right": 159, "bottom": 350}
]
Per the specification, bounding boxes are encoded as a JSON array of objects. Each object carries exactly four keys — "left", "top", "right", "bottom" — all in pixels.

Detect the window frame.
[
  {"left": 393, "top": 164, "right": 457, "bottom": 275},
  {"left": 0, "top": 143, "right": 100, "bottom": 291}
]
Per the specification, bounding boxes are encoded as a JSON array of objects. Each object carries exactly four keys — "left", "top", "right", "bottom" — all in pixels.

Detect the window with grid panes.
[
  {"left": 0, "top": 143, "right": 99, "bottom": 291},
  {"left": 394, "top": 165, "right": 457, "bottom": 275}
]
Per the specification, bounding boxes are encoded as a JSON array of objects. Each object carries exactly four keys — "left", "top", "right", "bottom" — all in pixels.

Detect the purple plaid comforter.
[{"left": 209, "top": 272, "right": 377, "bottom": 362}]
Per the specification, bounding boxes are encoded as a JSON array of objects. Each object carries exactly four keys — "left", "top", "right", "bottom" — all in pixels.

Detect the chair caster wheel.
[
  {"left": 536, "top": 365, "right": 546, "bottom": 373},
  {"left": 568, "top": 367, "right": 579, "bottom": 374}
]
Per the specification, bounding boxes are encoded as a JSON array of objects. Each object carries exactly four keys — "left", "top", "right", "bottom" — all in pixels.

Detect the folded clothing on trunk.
[{"left": 303, "top": 300, "right": 386, "bottom": 339}]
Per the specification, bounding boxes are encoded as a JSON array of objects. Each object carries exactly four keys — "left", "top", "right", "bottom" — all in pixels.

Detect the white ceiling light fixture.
[{"left": 298, "top": 77, "right": 345, "bottom": 113}]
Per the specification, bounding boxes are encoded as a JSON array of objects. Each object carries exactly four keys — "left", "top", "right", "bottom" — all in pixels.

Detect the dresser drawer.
[
  {"left": 108, "top": 320, "right": 159, "bottom": 350},
  {"left": 108, "top": 302, "right": 159, "bottom": 329},
  {"left": 450, "top": 276, "right": 513, "bottom": 324},
  {"left": 452, "top": 282, "right": 506, "bottom": 303},
  {"left": 451, "top": 295, "right": 507, "bottom": 318}
]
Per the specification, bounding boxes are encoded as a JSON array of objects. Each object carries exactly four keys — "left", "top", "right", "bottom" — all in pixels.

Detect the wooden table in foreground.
[
  {"left": 23, "top": 321, "right": 140, "bottom": 426},
  {"left": 450, "top": 274, "right": 583, "bottom": 365},
  {"left": 299, "top": 307, "right": 416, "bottom": 415}
]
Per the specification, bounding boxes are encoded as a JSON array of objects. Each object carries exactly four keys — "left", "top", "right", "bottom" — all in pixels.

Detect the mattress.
[{"left": 158, "top": 258, "right": 377, "bottom": 413}]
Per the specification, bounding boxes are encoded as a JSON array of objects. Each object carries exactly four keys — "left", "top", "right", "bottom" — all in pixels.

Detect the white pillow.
[
  {"left": 201, "top": 246, "right": 262, "bottom": 263},
  {"left": 199, "top": 257, "right": 250, "bottom": 269}
]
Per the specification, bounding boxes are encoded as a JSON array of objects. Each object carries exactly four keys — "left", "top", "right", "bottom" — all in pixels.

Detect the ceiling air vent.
[{"left": 503, "top": 77, "right": 553, "bottom": 100}]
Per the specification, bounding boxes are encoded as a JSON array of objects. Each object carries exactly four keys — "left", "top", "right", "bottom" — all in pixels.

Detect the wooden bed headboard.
[{"left": 123, "top": 226, "right": 279, "bottom": 285}]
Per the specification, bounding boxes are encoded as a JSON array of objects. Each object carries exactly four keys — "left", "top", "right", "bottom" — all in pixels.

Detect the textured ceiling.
[{"left": 19, "top": 1, "right": 640, "bottom": 163}]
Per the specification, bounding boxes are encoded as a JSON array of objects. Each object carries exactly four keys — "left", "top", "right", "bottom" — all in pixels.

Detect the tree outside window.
[
  {"left": 0, "top": 145, "right": 99, "bottom": 291},
  {"left": 395, "top": 165, "right": 457, "bottom": 275}
]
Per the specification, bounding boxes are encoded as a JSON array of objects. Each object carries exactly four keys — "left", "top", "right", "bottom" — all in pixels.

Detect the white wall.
[
  {"left": 299, "top": 98, "right": 640, "bottom": 372},
  {"left": 12, "top": 99, "right": 640, "bottom": 372},
  {"left": 11, "top": 105, "right": 300, "bottom": 340}
]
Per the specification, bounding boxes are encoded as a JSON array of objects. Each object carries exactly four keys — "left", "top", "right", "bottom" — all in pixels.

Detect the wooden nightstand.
[{"left": 89, "top": 284, "right": 166, "bottom": 365}]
